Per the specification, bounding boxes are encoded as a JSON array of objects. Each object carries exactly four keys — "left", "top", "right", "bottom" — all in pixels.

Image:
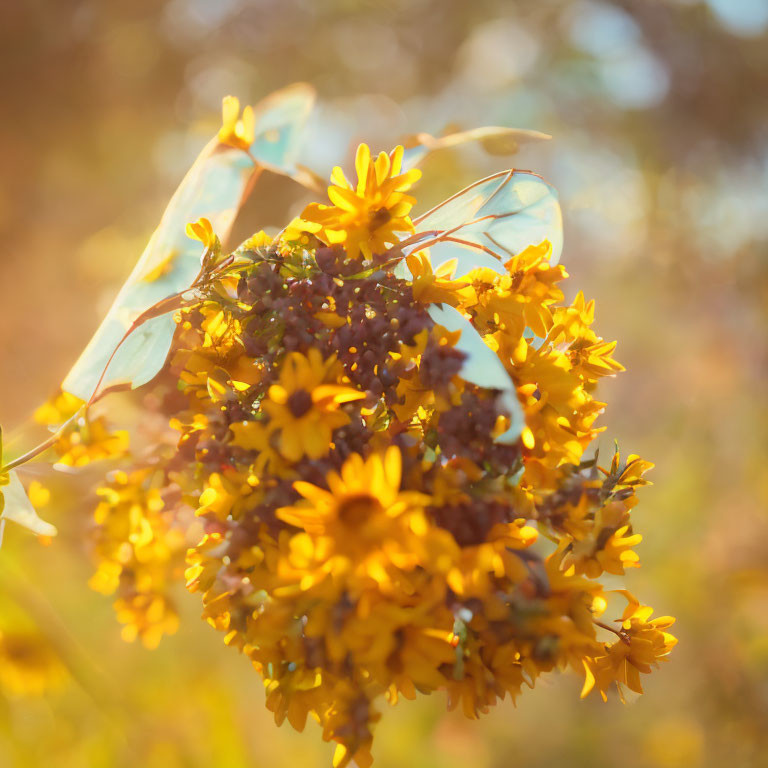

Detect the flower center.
[
  {"left": 287, "top": 389, "right": 313, "bottom": 418},
  {"left": 368, "top": 207, "right": 391, "bottom": 230},
  {"left": 336, "top": 493, "right": 382, "bottom": 527}
]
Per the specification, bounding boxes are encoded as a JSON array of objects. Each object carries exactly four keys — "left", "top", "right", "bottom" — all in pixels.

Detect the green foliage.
[
  {"left": 412, "top": 170, "right": 564, "bottom": 272},
  {"left": 62, "top": 85, "right": 317, "bottom": 402},
  {"left": 0, "top": 428, "right": 57, "bottom": 540},
  {"left": 401, "top": 125, "right": 550, "bottom": 169},
  {"left": 427, "top": 303, "right": 524, "bottom": 441}
]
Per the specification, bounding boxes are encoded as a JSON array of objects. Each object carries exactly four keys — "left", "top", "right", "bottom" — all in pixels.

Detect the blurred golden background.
[{"left": 2, "top": 1, "right": 768, "bottom": 766}]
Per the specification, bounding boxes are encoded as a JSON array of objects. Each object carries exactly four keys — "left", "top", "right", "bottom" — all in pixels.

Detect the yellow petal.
[
  {"left": 355, "top": 144, "right": 371, "bottom": 193},
  {"left": 580, "top": 660, "right": 596, "bottom": 699}
]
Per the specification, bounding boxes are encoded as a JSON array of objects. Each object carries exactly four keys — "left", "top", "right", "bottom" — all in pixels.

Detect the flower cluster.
[
  {"left": 35, "top": 391, "right": 129, "bottom": 468},
  {"left": 77, "top": 142, "right": 675, "bottom": 765},
  {"left": 89, "top": 468, "right": 189, "bottom": 649}
]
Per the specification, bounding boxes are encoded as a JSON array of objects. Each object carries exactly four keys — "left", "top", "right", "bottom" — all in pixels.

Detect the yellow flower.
[
  {"left": 89, "top": 469, "right": 186, "bottom": 648},
  {"left": 445, "top": 528, "right": 535, "bottom": 598},
  {"left": 278, "top": 446, "right": 429, "bottom": 540},
  {"left": 406, "top": 251, "right": 464, "bottom": 305},
  {"left": 27, "top": 480, "right": 51, "bottom": 510},
  {"left": 113, "top": 593, "right": 180, "bottom": 650},
  {"left": 581, "top": 593, "right": 677, "bottom": 701},
  {"left": 196, "top": 470, "right": 255, "bottom": 521},
  {"left": 562, "top": 502, "right": 642, "bottom": 578},
  {"left": 34, "top": 392, "right": 122, "bottom": 470},
  {"left": 550, "top": 293, "right": 624, "bottom": 379},
  {"left": 321, "top": 680, "right": 379, "bottom": 768},
  {"left": 229, "top": 420, "right": 288, "bottom": 477},
  {"left": 264, "top": 667, "right": 330, "bottom": 732},
  {"left": 503, "top": 328, "right": 606, "bottom": 475},
  {"left": 218, "top": 95, "right": 255, "bottom": 151},
  {"left": 460, "top": 241, "right": 565, "bottom": 338},
  {"left": 263, "top": 349, "right": 365, "bottom": 461},
  {"left": 284, "top": 144, "right": 421, "bottom": 260},
  {"left": 388, "top": 325, "right": 464, "bottom": 424},
  {"left": 52, "top": 415, "right": 130, "bottom": 467},
  {"left": 185, "top": 216, "right": 217, "bottom": 252},
  {"left": 615, "top": 452, "right": 655, "bottom": 488},
  {"left": 240, "top": 230, "right": 273, "bottom": 249},
  {"left": 34, "top": 389, "right": 84, "bottom": 427}
]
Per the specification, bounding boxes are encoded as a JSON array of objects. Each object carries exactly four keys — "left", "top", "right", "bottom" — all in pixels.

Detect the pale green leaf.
[
  {"left": 412, "top": 170, "right": 563, "bottom": 271},
  {"left": 427, "top": 303, "right": 524, "bottom": 443},
  {"left": 249, "top": 82, "right": 316, "bottom": 174},
  {"left": 62, "top": 85, "right": 317, "bottom": 402},
  {"left": 0, "top": 471, "right": 57, "bottom": 538},
  {"left": 62, "top": 139, "right": 253, "bottom": 401},
  {"left": 401, "top": 126, "right": 551, "bottom": 170}
]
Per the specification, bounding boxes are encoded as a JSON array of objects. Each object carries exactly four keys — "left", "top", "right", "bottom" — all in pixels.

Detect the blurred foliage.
[{"left": 1, "top": 0, "right": 767, "bottom": 766}]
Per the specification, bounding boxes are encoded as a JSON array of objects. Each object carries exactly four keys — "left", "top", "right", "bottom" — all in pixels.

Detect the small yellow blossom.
[
  {"left": 89, "top": 469, "right": 186, "bottom": 648},
  {"left": 218, "top": 95, "right": 255, "bottom": 151},
  {"left": 563, "top": 502, "right": 642, "bottom": 578},
  {"left": 52, "top": 416, "right": 129, "bottom": 467},
  {"left": 407, "top": 251, "right": 463, "bottom": 305},
  {"left": 185, "top": 216, "right": 217, "bottom": 252},
  {"left": 34, "top": 390, "right": 84, "bottom": 427},
  {"left": 241, "top": 230, "right": 273, "bottom": 249},
  {"left": 582, "top": 598, "right": 677, "bottom": 702}
]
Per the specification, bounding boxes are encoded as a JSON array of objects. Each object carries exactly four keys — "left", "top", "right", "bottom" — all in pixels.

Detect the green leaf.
[
  {"left": 0, "top": 429, "right": 56, "bottom": 542},
  {"left": 249, "top": 83, "right": 316, "bottom": 175},
  {"left": 427, "top": 303, "right": 524, "bottom": 443},
  {"left": 401, "top": 126, "right": 551, "bottom": 170},
  {"left": 411, "top": 170, "right": 563, "bottom": 273},
  {"left": 0, "top": 471, "right": 57, "bottom": 540},
  {"left": 62, "top": 139, "right": 254, "bottom": 401},
  {"left": 62, "top": 85, "right": 317, "bottom": 402}
]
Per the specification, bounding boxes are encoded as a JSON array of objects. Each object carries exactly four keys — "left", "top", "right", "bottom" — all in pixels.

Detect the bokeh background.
[{"left": 2, "top": 1, "right": 768, "bottom": 766}]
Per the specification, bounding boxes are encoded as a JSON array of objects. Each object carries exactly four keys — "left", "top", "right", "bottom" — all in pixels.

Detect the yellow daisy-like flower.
[
  {"left": 218, "top": 95, "right": 255, "bottom": 151},
  {"left": 284, "top": 144, "right": 421, "bottom": 260},
  {"left": 278, "top": 446, "right": 429, "bottom": 539},
  {"left": 263, "top": 349, "right": 365, "bottom": 461}
]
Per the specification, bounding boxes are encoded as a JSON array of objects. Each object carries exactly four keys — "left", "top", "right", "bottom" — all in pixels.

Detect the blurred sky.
[{"left": 1, "top": 1, "right": 768, "bottom": 767}]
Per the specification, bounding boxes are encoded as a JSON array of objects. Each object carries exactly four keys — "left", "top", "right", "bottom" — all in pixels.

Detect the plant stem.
[{"left": 0, "top": 410, "right": 83, "bottom": 474}]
